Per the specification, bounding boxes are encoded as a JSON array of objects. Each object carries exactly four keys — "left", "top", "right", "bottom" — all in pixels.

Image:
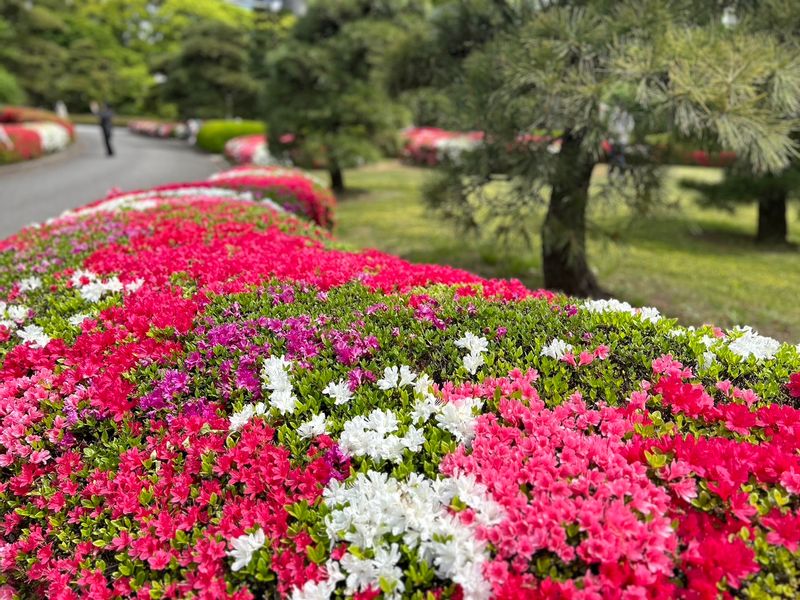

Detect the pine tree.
[
  {"left": 263, "top": 0, "right": 421, "bottom": 192},
  {"left": 402, "top": 0, "right": 800, "bottom": 296}
]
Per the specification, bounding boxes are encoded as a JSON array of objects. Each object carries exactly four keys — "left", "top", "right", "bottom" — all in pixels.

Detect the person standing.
[{"left": 98, "top": 103, "right": 115, "bottom": 157}]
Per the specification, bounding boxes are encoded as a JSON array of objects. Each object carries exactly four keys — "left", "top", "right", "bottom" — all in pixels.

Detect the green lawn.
[{"left": 327, "top": 161, "right": 800, "bottom": 341}]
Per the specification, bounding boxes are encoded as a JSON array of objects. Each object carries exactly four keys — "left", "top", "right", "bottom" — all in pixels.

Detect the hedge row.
[{"left": 0, "top": 170, "right": 798, "bottom": 598}]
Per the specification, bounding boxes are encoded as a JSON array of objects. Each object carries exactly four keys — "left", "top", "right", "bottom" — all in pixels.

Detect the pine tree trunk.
[
  {"left": 330, "top": 166, "right": 345, "bottom": 194},
  {"left": 756, "top": 189, "right": 788, "bottom": 244},
  {"left": 541, "top": 132, "right": 601, "bottom": 297}
]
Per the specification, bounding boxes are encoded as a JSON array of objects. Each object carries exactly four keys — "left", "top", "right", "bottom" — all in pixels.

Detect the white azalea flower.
[
  {"left": 323, "top": 379, "right": 353, "bottom": 405},
  {"left": 377, "top": 366, "right": 399, "bottom": 390},
  {"left": 262, "top": 355, "right": 298, "bottom": 414},
  {"left": 398, "top": 365, "right": 417, "bottom": 387},
  {"left": 229, "top": 404, "right": 256, "bottom": 432},
  {"left": 269, "top": 387, "right": 298, "bottom": 415},
  {"left": 226, "top": 528, "right": 265, "bottom": 572},
  {"left": 17, "top": 324, "right": 50, "bottom": 348},
  {"left": 298, "top": 413, "right": 328, "bottom": 439},
  {"left": 462, "top": 352, "right": 485, "bottom": 375},
  {"left": 411, "top": 394, "right": 439, "bottom": 424},
  {"left": 125, "top": 278, "right": 145, "bottom": 293},
  {"left": 7, "top": 305, "right": 28, "bottom": 323},
  {"left": 413, "top": 373, "right": 433, "bottom": 397},
  {"left": 540, "top": 338, "right": 572, "bottom": 360},
  {"left": 727, "top": 327, "right": 781, "bottom": 361},
  {"left": 18, "top": 277, "right": 42, "bottom": 292},
  {"left": 435, "top": 397, "right": 483, "bottom": 444},
  {"left": 68, "top": 313, "right": 90, "bottom": 327},
  {"left": 455, "top": 332, "right": 489, "bottom": 356}
]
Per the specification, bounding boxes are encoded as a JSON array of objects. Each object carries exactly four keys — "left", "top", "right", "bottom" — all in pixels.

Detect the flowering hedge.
[
  {"left": 127, "top": 121, "right": 189, "bottom": 140},
  {"left": 403, "top": 127, "right": 738, "bottom": 169},
  {"left": 224, "top": 134, "right": 270, "bottom": 166},
  {"left": 401, "top": 128, "right": 484, "bottom": 166},
  {"left": 0, "top": 181, "right": 799, "bottom": 599},
  {"left": 0, "top": 106, "right": 74, "bottom": 165},
  {"left": 209, "top": 166, "right": 336, "bottom": 229}
]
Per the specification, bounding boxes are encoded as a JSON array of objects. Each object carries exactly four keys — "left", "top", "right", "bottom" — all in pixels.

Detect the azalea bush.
[
  {"left": 209, "top": 166, "right": 336, "bottom": 229},
  {"left": 223, "top": 134, "right": 270, "bottom": 166},
  {"left": 0, "top": 106, "right": 74, "bottom": 164},
  {"left": 0, "top": 180, "right": 799, "bottom": 599}
]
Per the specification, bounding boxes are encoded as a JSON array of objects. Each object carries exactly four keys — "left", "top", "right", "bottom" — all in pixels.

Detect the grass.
[{"left": 326, "top": 161, "right": 800, "bottom": 342}]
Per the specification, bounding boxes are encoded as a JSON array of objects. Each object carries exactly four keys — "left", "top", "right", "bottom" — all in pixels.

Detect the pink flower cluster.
[
  {"left": 224, "top": 134, "right": 269, "bottom": 165},
  {"left": 209, "top": 166, "right": 337, "bottom": 228}
]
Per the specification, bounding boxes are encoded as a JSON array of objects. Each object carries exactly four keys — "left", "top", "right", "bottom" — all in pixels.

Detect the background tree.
[
  {"left": 160, "top": 19, "right": 259, "bottom": 119},
  {"left": 414, "top": 0, "right": 799, "bottom": 296},
  {"left": 678, "top": 1, "right": 800, "bottom": 245},
  {"left": 263, "top": 0, "right": 420, "bottom": 192},
  {"left": 0, "top": 0, "right": 69, "bottom": 107}
]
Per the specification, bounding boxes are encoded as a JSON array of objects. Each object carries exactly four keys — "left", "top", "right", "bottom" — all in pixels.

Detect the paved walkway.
[{"left": 0, "top": 125, "right": 222, "bottom": 238}]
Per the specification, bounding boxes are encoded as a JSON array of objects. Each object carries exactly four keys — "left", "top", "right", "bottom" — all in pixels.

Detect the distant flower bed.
[
  {"left": 224, "top": 133, "right": 270, "bottom": 165},
  {"left": 0, "top": 106, "right": 74, "bottom": 164},
  {"left": 401, "top": 127, "right": 484, "bottom": 166},
  {"left": 209, "top": 165, "right": 336, "bottom": 228},
  {"left": 403, "top": 127, "right": 738, "bottom": 169},
  {"left": 127, "top": 120, "right": 189, "bottom": 139},
  {"left": 0, "top": 175, "right": 798, "bottom": 599}
]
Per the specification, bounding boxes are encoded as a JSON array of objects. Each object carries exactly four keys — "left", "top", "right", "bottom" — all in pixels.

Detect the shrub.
[
  {"left": 196, "top": 120, "right": 266, "bottom": 154},
  {"left": 0, "top": 183, "right": 798, "bottom": 598},
  {"left": 0, "top": 68, "right": 25, "bottom": 106},
  {"left": 223, "top": 133, "right": 269, "bottom": 165}
]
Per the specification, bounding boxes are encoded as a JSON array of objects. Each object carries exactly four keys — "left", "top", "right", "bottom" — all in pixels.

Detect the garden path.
[{"left": 0, "top": 124, "right": 221, "bottom": 238}]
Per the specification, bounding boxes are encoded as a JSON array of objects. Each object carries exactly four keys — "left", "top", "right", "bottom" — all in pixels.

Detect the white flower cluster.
[
  {"left": 0, "top": 302, "right": 50, "bottom": 348},
  {"left": 583, "top": 298, "right": 661, "bottom": 324},
  {"left": 68, "top": 313, "right": 91, "bottom": 327},
  {"left": 540, "top": 337, "right": 573, "bottom": 360},
  {"left": 322, "top": 379, "right": 353, "bottom": 405},
  {"left": 339, "top": 408, "right": 424, "bottom": 463},
  {"left": 18, "top": 277, "right": 42, "bottom": 293},
  {"left": 314, "top": 470, "right": 502, "bottom": 600},
  {"left": 261, "top": 355, "right": 298, "bottom": 414},
  {"left": 226, "top": 528, "right": 265, "bottom": 571},
  {"left": 727, "top": 326, "right": 782, "bottom": 361},
  {"left": 26, "top": 122, "right": 71, "bottom": 152},
  {"left": 455, "top": 332, "right": 489, "bottom": 375},
  {"left": 228, "top": 402, "right": 267, "bottom": 432},
  {"left": 297, "top": 412, "right": 328, "bottom": 439},
  {"left": 435, "top": 397, "right": 484, "bottom": 444},
  {"left": 0, "top": 301, "right": 29, "bottom": 331},
  {"left": 70, "top": 270, "right": 142, "bottom": 303},
  {"left": 377, "top": 365, "right": 417, "bottom": 390},
  {"left": 408, "top": 373, "right": 483, "bottom": 445}
]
